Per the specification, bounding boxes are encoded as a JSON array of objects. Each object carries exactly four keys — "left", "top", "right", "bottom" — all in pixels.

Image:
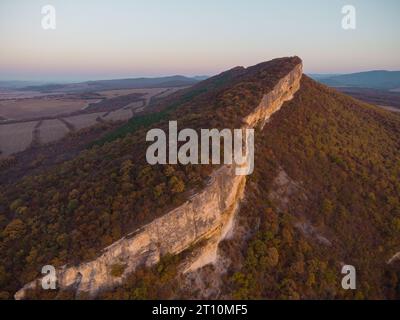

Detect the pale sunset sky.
[{"left": 0, "top": 0, "right": 399, "bottom": 81}]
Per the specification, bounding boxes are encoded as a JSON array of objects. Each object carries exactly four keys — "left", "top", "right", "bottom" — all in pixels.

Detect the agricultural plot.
[
  {"left": 0, "top": 87, "right": 186, "bottom": 156},
  {"left": 103, "top": 108, "right": 132, "bottom": 122},
  {"left": 0, "top": 89, "right": 58, "bottom": 100},
  {"left": 0, "top": 97, "right": 97, "bottom": 120},
  {"left": 64, "top": 112, "right": 104, "bottom": 130},
  {"left": 123, "top": 100, "right": 143, "bottom": 110},
  {"left": 142, "top": 88, "right": 170, "bottom": 105},
  {"left": 97, "top": 88, "right": 159, "bottom": 98},
  {"left": 0, "top": 121, "right": 37, "bottom": 156},
  {"left": 154, "top": 87, "right": 183, "bottom": 98},
  {"left": 98, "top": 87, "right": 173, "bottom": 106},
  {"left": 39, "top": 119, "right": 70, "bottom": 144}
]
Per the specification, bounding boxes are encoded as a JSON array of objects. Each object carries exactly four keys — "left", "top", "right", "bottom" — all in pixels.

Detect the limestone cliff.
[{"left": 15, "top": 62, "right": 303, "bottom": 299}]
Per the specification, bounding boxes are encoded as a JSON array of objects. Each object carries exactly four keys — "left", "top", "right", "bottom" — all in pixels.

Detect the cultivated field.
[
  {"left": 0, "top": 89, "right": 58, "bottom": 100},
  {"left": 123, "top": 100, "right": 144, "bottom": 110},
  {"left": 0, "top": 97, "right": 99, "bottom": 120},
  {"left": 64, "top": 113, "right": 104, "bottom": 130},
  {"left": 0, "top": 121, "right": 37, "bottom": 156},
  {"left": 39, "top": 119, "right": 70, "bottom": 144},
  {"left": 97, "top": 87, "right": 167, "bottom": 98},
  {"left": 0, "top": 86, "right": 184, "bottom": 157},
  {"left": 97, "top": 87, "right": 184, "bottom": 106},
  {"left": 102, "top": 108, "right": 132, "bottom": 122},
  {"left": 154, "top": 87, "right": 183, "bottom": 98}
]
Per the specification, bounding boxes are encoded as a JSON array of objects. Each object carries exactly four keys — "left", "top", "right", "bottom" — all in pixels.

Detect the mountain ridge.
[
  {"left": 1, "top": 57, "right": 400, "bottom": 300},
  {"left": 316, "top": 70, "right": 400, "bottom": 90}
]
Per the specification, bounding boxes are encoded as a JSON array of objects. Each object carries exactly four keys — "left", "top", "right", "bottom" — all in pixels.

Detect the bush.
[{"left": 110, "top": 263, "right": 127, "bottom": 277}]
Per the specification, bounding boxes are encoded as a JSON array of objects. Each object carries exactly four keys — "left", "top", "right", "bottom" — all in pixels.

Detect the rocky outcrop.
[
  {"left": 15, "top": 62, "right": 303, "bottom": 300},
  {"left": 243, "top": 63, "right": 302, "bottom": 128}
]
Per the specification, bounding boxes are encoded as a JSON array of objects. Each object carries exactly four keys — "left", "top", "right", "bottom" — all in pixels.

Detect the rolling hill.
[
  {"left": 20, "top": 76, "right": 200, "bottom": 94},
  {"left": 316, "top": 70, "right": 400, "bottom": 90}
]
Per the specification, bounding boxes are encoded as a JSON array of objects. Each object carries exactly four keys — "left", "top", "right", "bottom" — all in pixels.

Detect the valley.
[{"left": 0, "top": 86, "right": 185, "bottom": 157}]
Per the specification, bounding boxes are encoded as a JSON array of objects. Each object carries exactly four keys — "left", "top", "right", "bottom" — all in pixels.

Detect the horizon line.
[{"left": 1, "top": 69, "right": 400, "bottom": 84}]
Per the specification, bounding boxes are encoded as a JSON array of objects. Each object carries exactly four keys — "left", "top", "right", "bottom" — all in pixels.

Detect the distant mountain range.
[
  {"left": 1, "top": 75, "right": 208, "bottom": 93},
  {"left": 310, "top": 70, "right": 400, "bottom": 90},
  {"left": 20, "top": 75, "right": 201, "bottom": 93},
  {"left": 0, "top": 81, "right": 51, "bottom": 89}
]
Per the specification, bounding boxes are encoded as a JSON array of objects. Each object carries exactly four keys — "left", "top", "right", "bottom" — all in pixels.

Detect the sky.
[{"left": 0, "top": 0, "right": 399, "bottom": 82}]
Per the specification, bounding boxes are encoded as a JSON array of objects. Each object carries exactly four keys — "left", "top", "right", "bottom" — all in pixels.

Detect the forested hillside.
[
  {"left": 226, "top": 76, "right": 400, "bottom": 299},
  {"left": 0, "top": 57, "right": 301, "bottom": 299},
  {"left": 97, "top": 77, "right": 400, "bottom": 300}
]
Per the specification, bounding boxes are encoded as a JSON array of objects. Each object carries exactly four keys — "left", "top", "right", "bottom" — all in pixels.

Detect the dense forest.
[{"left": 225, "top": 77, "right": 400, "bottom": 299}]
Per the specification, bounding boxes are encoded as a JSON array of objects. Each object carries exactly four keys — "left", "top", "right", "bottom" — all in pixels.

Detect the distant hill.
[
  {"left": 0, "top": 81, "right": 51, "bottom": 89},
  {"left": 20, "top": 75, "right": 200, "bottom": 93},
  {"left": 315, "top": 70, "right": 400, "bottom": 90},
  {"left": 191, "top": 75, "right": 209, "bottom": 81},
  {"left": 307, "top": 73, "right": 341, "bottom": 80}
]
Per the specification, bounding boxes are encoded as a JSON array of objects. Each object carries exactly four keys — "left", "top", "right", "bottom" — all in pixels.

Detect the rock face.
[
  {"left": 15, "top": 62, "right": 303, "bottom": 299},
  {"left": 243, "top": 63, "right": 302, "bottom": 128}
]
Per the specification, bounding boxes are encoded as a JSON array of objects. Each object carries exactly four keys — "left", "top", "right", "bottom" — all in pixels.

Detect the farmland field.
[
  {"left": 0, "top": 121, "right": 37, "bottom": 156},
  {"left": 103, "top": 108, "right": 132, "bottom": 121},
  {"left": 0, "top": 86, "right": 186, "bottom": 156},
  {"left": 39, "top": 119, "right": 70, "bottom": 144},
  {"left": 123, "top": 100, "right": 144, "bottom": 110},
  {"left": 0, "top": 89, "right": 58, "bottom": 100},
  {"left": 97, "top": 87, "right": 167, "bottom": 98},
  {"left": 0, "top": 96, "right": 100, "bottom": 120},
  {"left": 64, "top": 112, "right": 104, "bottom": 130},
  {"left": 97, "top": 87, "right": 182, "bottom": 106}
]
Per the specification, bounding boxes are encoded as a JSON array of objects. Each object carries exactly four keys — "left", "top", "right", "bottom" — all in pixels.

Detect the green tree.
[
  {"left": 3, "top": 219, "right": 26, "bottom": 241},
  {"left": 169, "top": 176, "right": 185, "bottom": 193}
]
